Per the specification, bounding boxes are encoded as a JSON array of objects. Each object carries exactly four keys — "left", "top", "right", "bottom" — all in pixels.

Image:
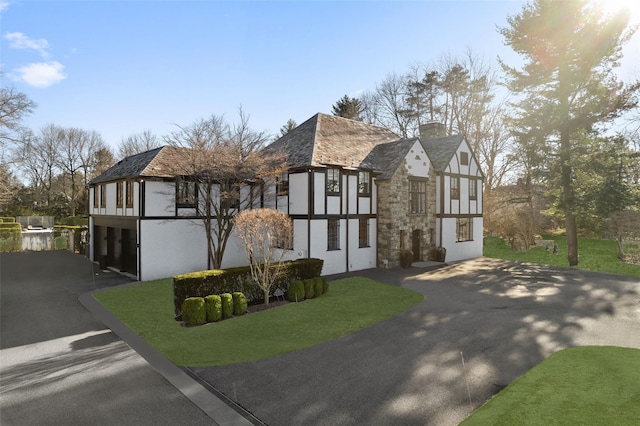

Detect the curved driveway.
[{"left": 191, "top": 258, "right": 640, "bottom": 425}]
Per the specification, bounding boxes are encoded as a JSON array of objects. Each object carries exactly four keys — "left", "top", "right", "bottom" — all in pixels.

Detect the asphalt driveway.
[
  {"left": 191, "top": 258, "right": 640, "bottom": 425},
  {"left": 0, "top": 251, "right": 218, "bottom": 426}
]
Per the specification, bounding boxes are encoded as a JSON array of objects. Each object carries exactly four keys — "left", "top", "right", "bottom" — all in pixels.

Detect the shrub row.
[
  {"left": 182, "top": 292, "right": 248, "bottom": 326},
  {"left": 286, "top": 277, "right": 328, "bottom": 302},
  {"left": 0, "top": 222, "right": 22, "bottom": 253},
  {"left": 173, "top": 258, "right": 324, "bottom": 318},
  {"left": 0, "top": 217, "right": 15, "bottom": 223}
]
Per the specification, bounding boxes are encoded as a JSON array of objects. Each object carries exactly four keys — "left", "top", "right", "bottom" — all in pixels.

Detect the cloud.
[
  {"left": 4, "top": 32, "right": 50, "bottom": 58},
  {"left": 0, "top": 1, "right": 10, "bottom": 13},
  {"left": 14, "top": 61, "right": 66, "bottom": 88}
]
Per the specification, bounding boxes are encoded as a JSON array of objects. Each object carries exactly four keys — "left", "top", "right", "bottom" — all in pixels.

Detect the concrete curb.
[{"left": 79, "top": 291, "right": 256, "bottom": 426}]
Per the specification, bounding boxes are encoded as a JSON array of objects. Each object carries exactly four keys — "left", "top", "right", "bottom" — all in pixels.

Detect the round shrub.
[
  {"left": 286, "top": 280, "right": 305, "bottom": 302},
  {"left": 232, "top": 292, "right": 248, "bottom": 315},
  {"left": 220, "top": 293, "right": 234, "bottom": 319},
  {"left": 313, "top": 277, "right": 324, "bottom": 297},
  {"left": 204, "top": 295, "right": 222, "bottom": 322},
  {"left": 182, "top": 297, "right": 206, "bottom": 326},
  {"left": 303, "top": 279, "right": 315, "bottom": 299}
]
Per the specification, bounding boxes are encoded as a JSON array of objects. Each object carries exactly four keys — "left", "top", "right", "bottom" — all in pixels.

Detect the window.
[
  {"left": 469, "top": 178, "right": 477, "bottom": 200},
  {"left": 220, "top": 181, "right": 240, "bottom": 210},
  {"left": 409, "top": 180, "right": 427, "bottom": 213},
  {"left": 116, "top": 181, "right": 123, "bottom": 207},
  {"left": 460, "top": 152, "right": 469, "bottom": 166},
  {"left": 358, "top": 171, "right": 370, "bottom": 195},
  {"left": 126, "top": 180, "right": 134, "bottom": 207},
  {"left": 176, "top": 178, "right": 197, "bottom": 207},
  {"left": 456, "top": 217, "right": 473, "bottom": 242},
  {"left": 93, "top": 187, "right": 98, "bottom": 208},
  {"left": 450, "top": 177, "right": 460, "bottom": 200},
  {"left": 277, "top": 172, "right": 289, "bottom": 196},
  {"left": 327, "top": 219, "right": 340, "bottom": 250},
  {"left": 358, "top": 218, "right": 370, "bottom": 247},
  {"left": 326, "top": 168, "right": 341, "bottom": 194},
  {"left": 100, "top": 184, "right": 106, "bottom": 208}
]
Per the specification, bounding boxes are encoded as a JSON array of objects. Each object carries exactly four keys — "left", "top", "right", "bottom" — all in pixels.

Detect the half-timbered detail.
[{"left": 89, "top": 113, "right": 484, "bottom": 280}]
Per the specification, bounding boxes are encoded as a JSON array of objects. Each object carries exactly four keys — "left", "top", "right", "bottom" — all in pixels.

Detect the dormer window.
[
  {"left": 326, "top": 168, "right": 341, "bottom": 195},
  {"left": 460, "top": 152, "right": 469, "bottom": 166}
]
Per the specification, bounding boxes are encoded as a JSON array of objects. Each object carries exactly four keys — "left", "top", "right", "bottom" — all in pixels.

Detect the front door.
[{"left": 412, "top": 229, "right": 421, "bottom": 262}]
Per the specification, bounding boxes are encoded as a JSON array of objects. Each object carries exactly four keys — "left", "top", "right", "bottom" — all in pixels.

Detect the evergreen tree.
[
  {"left": 331, "top": 95, "right": 363, "bottom": 121},
  {"left": 499, "top": 0, "right": 638, "bottom": 265}
]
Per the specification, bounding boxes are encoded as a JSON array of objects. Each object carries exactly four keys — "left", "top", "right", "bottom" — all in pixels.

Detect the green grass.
[
  {"left": 484, "top": 235, "right": 640, "bottom": 277},
  {"left": 461, "top": 346, "right": 640, "bottom": 425},
  {"left": 94, "top": 276, "right": 424, "bottom": 367}
]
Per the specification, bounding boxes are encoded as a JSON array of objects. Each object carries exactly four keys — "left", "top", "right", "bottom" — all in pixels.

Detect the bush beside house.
[{"left": 173, "top": 258, "right": 324, "bottom": 318}]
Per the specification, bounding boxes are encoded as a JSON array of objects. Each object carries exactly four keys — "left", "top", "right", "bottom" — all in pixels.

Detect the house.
[{"left": 88, "top": 113, "right": 483, "bottom": 280}]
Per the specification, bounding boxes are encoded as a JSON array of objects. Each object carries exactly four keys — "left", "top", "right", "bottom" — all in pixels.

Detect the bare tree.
[
  {"left": 117, "top": 130, "right": 161, "bottom": 159},
  {"left": 361, "top": 72, "right": 414, "bottom": 138},
  {"left": 164, "top": 111, "right": 286, "bottom": 269},
  {"left": 234, "top": 208, "right": 293, "bottom": 305},
  {"left": 0, "top": 84, "right": 36, "bottom": 147}
]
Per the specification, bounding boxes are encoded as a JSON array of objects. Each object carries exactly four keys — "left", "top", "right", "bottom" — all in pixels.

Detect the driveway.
[
  {"left": 0, "top": 251, "right": 218, "bottom": 426},
  {"left": 191, "top": 258, "right": 640, "bottom": 425}
]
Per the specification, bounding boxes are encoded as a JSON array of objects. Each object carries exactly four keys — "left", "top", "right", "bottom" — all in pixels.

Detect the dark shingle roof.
[
  {"left": 89, "top": 146, "right": 189, "bottom": 185},
  {"left": 420, "top": 135, "right": 464, "bottom": 172},
  {"left": 264, "top": 113, "right": 400, "bottom": 169},
  {"left": 360, "top": 138, "right": 419, "bottom": 180}
]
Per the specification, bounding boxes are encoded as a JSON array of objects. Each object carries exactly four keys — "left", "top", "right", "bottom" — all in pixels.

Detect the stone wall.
[{"left": 377, "top": 162, "right": 437, "bottom": 268}]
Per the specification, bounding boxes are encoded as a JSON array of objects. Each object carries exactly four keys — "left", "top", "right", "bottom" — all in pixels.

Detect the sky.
[{"left": 1, "top": 0, "right": 639, "bottom": 155}]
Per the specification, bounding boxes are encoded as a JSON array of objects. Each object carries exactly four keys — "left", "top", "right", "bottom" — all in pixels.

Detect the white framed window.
[
  {"left": 456, "top": 217, "right": 473, "bottom": 242},
  {"left": 326, "top": 168, "right": 341, "bottom": 194},
  {"left": 358, "top": 171, "right": 370, "bottom": 195}
]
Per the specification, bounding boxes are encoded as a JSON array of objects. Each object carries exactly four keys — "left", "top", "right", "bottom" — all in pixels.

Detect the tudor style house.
[{"left": 88, "top": 113, "right": 483, "bottom": 280}]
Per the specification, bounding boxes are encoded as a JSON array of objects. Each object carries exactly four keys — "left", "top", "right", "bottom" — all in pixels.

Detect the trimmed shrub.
[
  {"left": 399, "top": 249, "right": 413, "bottom": 268},
  {"left": 0, "top": 222, "right": 22, "bottom": 252},
  {"left": 286, "top": 280, "right": 305, "bottom": 302},
  {"left": 232, "top": 292, "right": 248, "bottom": 316},
  {"left": 172, "top": 258, "right": 325, "bottom": 318},
  {"left": 313, "top": 277, "right": 324, "bottom": 297},
  {"left": 322, "top": 277, "right": 329, "bottom": 294},
  {"left": 303, "top": 279, "right": 315, "bottom": 299},
  {"left": 204, "top": 295, "right": 222, "bottom": 322},
  {"left": 182, "top": 297, "right": 206, "bottom": 326},
  {"left": 0, "top": 217, "right": 15, "bottom": 223},
  {"left": 220, "top": 293, "right": 233, "bottom": 319}
]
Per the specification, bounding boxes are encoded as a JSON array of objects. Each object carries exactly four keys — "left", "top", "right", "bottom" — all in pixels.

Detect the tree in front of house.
[
  {"left": 234, "top": 208, "right": 293, "bottom": 305},
  {"left": 499, "top": 0, "right": 639, "bottom": 265},
  {"left": 164, "top": 108, "right": 287, "bottom": 270},
  {"left": 332, "top": 94, "right": 364, "bottom": 121}
]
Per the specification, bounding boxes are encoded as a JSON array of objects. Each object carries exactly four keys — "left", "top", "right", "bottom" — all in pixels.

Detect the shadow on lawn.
[{"left": 190, "top": 258, "right": 640, "bottom": 426}]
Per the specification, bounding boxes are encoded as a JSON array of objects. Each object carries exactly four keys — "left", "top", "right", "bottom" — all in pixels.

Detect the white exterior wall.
[
  {"left": 347, "top": 217, "right": 376, "bottom": 271},
  {"left": 145, "top": 181, "right": 175, "bottom": 216},
  {"left": 289, "top": 173, "right": 308, "bottom": 215},
  {"left": 439, "top": 217, "right": 483, "bottom": 263}
]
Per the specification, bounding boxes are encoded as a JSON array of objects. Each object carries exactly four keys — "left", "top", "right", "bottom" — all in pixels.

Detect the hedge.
[
  {"left": 0, "top": 217, "right": 15, "bottom": 223},
  {"left": 303, "top": 279, "right": 315, "bottom": 299},
  {"left": 220, "top": 293, "right": 234, "bottom": 319},
  {"left": 204, "top": 295, "right": 222, "bottom": 322},
  {"left": 286, "top": 280, "right": 305, "bottom": 302},
  {"left": 0, "top": 222, "right": 22, "bottom": 252},
  {"left": 173, "top": 258, "right": 324, "bottom": 317},
  {"left": 232, "top": 292, "right": 248, "bottom": 316}
]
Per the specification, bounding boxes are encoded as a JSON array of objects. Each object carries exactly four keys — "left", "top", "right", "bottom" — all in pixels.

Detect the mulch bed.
[{"left": 246, "top": 298, "right": 291, "bottom": 313}]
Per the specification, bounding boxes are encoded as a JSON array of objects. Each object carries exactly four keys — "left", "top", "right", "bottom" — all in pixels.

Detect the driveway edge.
[{"left": 79, "top": 291, "right": 256, "bottom": 426}]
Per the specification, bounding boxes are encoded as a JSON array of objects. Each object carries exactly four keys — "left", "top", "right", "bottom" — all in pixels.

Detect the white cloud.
[
  {"left": 4, "top": 32, "right": 50, "bottom": 58},
  {"left": 0, "top": 1, "right": 10, "bottom": 13},
  {"left": 14, "top": 61, "right": 66, "bottom": 88}
]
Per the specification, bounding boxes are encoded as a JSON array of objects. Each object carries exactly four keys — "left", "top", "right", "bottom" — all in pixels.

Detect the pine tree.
[{"left": 331, "top": 95, "right": 363, "bottom": 121}]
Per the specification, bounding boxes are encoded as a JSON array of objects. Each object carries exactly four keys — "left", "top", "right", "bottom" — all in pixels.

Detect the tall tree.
[
  {"left": 117, "top": 130, "right": 161, "bottom": 159},
  {"left": 331, "top": 94, "right": 364, "bottom": 121},
  {"left": 164, "top": 111, "right": 286, "bottom": 269},
  {"left": 0, "top": 85, "right": 36, "bottom": 147},
  {"left": 499, "top": 0, "right": 638, "bottom": 265},
  {"left": 278, "top": 119, "right": 297, "bottom": 137}
]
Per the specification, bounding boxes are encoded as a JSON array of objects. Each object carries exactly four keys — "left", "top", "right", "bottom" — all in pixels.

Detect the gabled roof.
[
  {"left": 420, "top": 134, "right": 464, "bottom": 172},
  {"left": 265, "top": 113, "right": 400, "bottom": 169},
  {"left": 360, "top": 138, "right": 420, "bottom": 180},
  {"left": 89, "top": 146, "right": 188, "bottom": 185}
]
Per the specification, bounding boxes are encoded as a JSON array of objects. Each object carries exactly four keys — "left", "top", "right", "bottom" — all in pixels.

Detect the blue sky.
[{"left": 1, "top": 1, "right": 638, "bottom": 153}]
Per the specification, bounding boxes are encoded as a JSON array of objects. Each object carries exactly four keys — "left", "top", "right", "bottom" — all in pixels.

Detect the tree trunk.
[
  {"left": 565, "top": 214, "right": 578, "bottom": 266},
  {"left": 264, "top": 289, "right": 270, "bottom": 306}
]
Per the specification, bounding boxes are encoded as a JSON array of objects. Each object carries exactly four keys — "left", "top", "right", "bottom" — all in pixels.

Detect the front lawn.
[
  {"left": 94, "top": 276, "right": 424, "bottom": 366},
  {"left": 461, "top": 346, "right": 640, "bottom": 425},
  {"left": 484, "top": 235, "right": 640, "bottom": 277}
]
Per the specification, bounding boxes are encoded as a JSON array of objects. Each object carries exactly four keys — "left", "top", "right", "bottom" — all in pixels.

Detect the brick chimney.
[{"left": 419, "top": 121, "right": 445, "bottom": 139}]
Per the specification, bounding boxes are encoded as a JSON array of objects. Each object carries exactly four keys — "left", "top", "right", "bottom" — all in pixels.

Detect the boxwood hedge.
[{"left": 173, "top": 258, "right": 323, "bottom": 318}]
